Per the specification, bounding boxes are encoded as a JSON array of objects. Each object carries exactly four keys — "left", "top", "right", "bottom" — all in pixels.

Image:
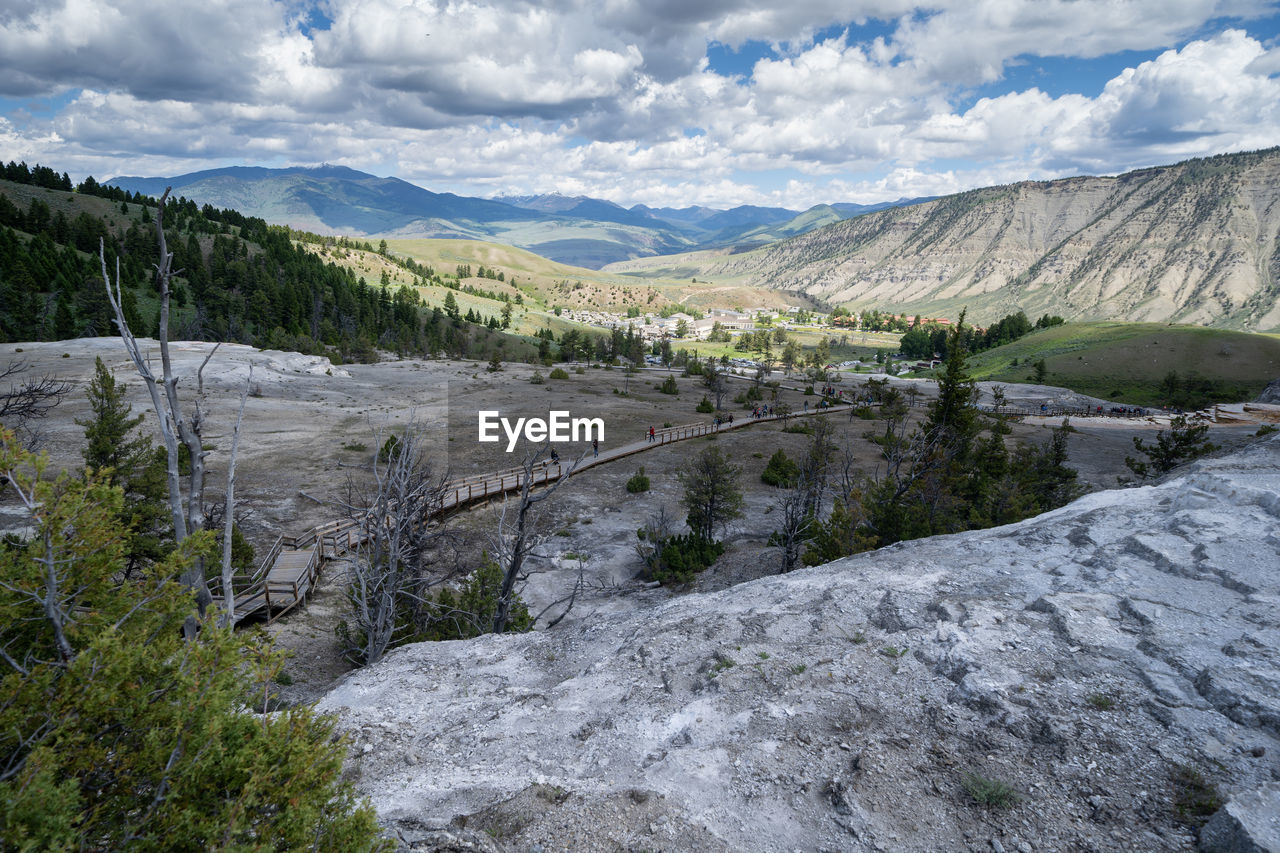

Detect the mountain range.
[
  {"left": 105, "top": 166, "right": 928, "bottom": 269},
  {"left": 606, "top": 147, "right": 1280, "bottom": 331}
]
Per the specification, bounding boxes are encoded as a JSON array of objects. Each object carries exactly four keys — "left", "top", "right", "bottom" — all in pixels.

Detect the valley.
[{"left": 3, "top": 148, "right": 1280, "bottom": 853}]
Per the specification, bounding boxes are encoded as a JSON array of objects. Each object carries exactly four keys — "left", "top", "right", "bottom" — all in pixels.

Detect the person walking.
[
  {"left": 592, "top": 438, "right": 599, "bottom": 457},
  {"left": 649, "top": 425, "right": 655, "bottom": 442}
]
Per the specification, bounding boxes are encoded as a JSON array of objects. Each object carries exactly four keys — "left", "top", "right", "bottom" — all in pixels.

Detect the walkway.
[{"left": 230, "top": 398, "right": 852, "bottom": 624}]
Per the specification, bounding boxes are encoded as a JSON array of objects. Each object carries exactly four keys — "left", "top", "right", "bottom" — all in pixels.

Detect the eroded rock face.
[
  {"left": 318, "top": 435, "right": 1280, "bottom": 852},
  {"left": 1258, "top": 378, "right": 1280, "bottom": 404}
]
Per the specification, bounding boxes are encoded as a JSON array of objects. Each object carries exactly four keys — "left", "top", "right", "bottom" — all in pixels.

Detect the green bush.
[
  {"left": 626, "top": 467, "right": 651, "bottom": 493},
  {"left": 761, "top": 450, "right": 800, "bottom": 487},
  {"left": 549, "top": 367, "right": 570, "bottom": 380},
  {"left": 530, "top": 370, "right": 545, "bottom": 384},
  {"left": 378, "top": 434, "right": 401, "bottom": 463},
  {"left": 642, "top": 534, "right": 725, "bottom": 586},
  {"left": 695, "top": 395, "right": 714, "bottom": 413},
  {"left": 962, "top": 772, "right": 1019, "bottom": 809},
  {"left": 1171, "top": 765, "right": 1222, "bottom": 826},
  {"left": 659, "top": 375, "right": 679, "bottom": 395},
  {"left": 0, "top": 433, "right": 385, "bottom": 851},
  {"left": 417, "top": 553, "right": 532, "bottom": 641}
]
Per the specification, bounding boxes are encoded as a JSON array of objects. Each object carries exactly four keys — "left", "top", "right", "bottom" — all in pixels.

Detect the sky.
[{"left": 2, "top": 0, "right": 1279, "bottom": 210}]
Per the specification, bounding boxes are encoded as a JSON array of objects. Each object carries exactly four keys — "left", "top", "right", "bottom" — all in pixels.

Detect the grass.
[
  {"left": 1171, "top": 765, "right": 1222, "bottom": 826},
  {"left": 959, "top": 322, "right": 1280, "bottom": 405},
  {"left": 1086, "top": 692, "right": 1117, "bottom": 711},
  {"left": 962, "top": 772, "right": 1020, "bottom": 809}
]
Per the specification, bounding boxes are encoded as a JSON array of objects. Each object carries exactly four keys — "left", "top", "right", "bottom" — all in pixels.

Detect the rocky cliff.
[
  {"left": 319, "top": 434, "right": 1280, "bottom": 852},
  {"left": 609, "top": 148, "right": 1280, "bottom": 331}
]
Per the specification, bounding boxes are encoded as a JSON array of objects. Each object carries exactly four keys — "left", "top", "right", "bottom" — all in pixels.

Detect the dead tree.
[
  {"left": 218, "top": 365, "right": 251, "bottom": 626},
  {"left": 340, "top": 422, "right": 449, "bottom": 666},
  {"left": 101, "top": 189, "right": 236, "bottom": 625},
  {"left": 634, "top": 504, "right": 678, "bottom": 578},
  {"left": 775, "top": 417, "right": 834, "bottom": 573},
  {"left": 492, "top": 445, "right": 580, "bottom": 634},
  {"left": 0, "top": 361, "right": 71, "bottom": 446}
]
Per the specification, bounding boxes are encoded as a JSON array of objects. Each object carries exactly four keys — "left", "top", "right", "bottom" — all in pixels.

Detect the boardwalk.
[
  {"left": 230, "top": 399, "right": 852, "bottom": 624},
  {"left": 210, "top": 367, "right": 1276, "bottom": 625}
]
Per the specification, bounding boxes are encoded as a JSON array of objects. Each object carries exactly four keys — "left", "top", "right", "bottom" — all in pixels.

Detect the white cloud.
[{"left": 0, "top": 0, "right": 1277, "bottom": 208}]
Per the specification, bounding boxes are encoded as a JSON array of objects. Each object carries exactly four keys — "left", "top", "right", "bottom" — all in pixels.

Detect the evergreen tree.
[
  {"left": 76, "top": 357, "right": 170, "bottom": 574},
  {"left": 678, "top": 446, "right": 744, "bottom": 542},
  {"left": 0, "top": 429, "right": 386, "bottom": 851}
]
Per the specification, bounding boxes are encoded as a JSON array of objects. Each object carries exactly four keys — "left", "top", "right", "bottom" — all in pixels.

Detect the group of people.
[{"left": 750, "top": 405, "right": 773, "bottom": 418}]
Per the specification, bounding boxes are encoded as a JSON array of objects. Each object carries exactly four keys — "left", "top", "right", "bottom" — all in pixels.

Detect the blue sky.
[{"left": 1, "top": 1, "right": 1278, "bottom": 210}]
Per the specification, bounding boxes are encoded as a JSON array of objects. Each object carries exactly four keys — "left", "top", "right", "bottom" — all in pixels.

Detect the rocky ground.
[
  {"left": 318, "top": 436, "right": 1280, "bottom": 853},
  {"left": 4, "top": 339, "right": 1278, "bottom": 852}
]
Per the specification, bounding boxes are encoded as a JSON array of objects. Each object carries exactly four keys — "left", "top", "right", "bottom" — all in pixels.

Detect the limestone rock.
[
  {"left": 319, "top": 434, "right": 1280, "bottom": 852},
  {"left": 1198, "top": 783, "right": 1280, "bottom": 853}
]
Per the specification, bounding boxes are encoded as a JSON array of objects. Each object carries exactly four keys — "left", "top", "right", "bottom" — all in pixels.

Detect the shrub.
[
  {"left": 0, "top": 433, "right": 385, "bottom": 851},
  {"left": 696, "top": 395, "right": 714, "bottom": 413},
  {"left": 658, "top": 375, "right": 679, "bottom": 395},
  {"left": 529, "top": 370, "right": 544, "bottom": 384},
  {"left": 1256, "top": 424, "right": 1277, "bottom": 437},
  {"left": 1171, "top": 765, "right": 1222, "bottom": 826},
  {"left": 378, "top": 434, "right": 401, "bottom": 463},
  {"left": 574, "top": 366, "right": 585, "bottom": 374},
  {"left": 416, "top": 553, "right": 532, "bottom": 641},
  {"left": 962, "top": 772, "right": 1019, "bottom": 809},
  {"left": 1125, "top": 415, "right": 1218, "bottom": 479},
  {"left": 761, "top": 449, "right": 800, "bottom": 487},
  {"left": 641, "top": 533, "right": 725, "bottom": 586},
  {"left": 626, "top": 467, "right": 651, "bottom": 493},
  {"left": 549, "top": 367, "right": 570, "bottom": 380}
]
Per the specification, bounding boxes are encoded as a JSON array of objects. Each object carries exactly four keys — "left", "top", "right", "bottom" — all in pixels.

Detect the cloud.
[{"left": 1, "top": 0, "right": 1277, "bottom": 208}]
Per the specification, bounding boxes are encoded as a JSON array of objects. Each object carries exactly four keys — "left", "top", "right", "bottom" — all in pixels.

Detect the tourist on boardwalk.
[
  {"left": 592, "top": 438, "right": 599, "bottom": 457},
  {"left": 648, "top": 425, "right": 655, "bottom": 442}
]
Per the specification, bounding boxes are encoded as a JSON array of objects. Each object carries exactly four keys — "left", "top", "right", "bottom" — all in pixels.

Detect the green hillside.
[{"left": 962, "top": 323, "right": 1280, "bottom": 405}]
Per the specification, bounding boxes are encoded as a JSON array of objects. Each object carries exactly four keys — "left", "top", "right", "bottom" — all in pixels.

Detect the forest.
[{"left": 0, "top": 161, "right": 519, "bottom": 363}]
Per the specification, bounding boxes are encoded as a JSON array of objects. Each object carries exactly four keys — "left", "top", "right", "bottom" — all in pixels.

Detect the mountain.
[
  {"left": 604, "top": 148, "right": 1280, "bottom": 331},
  {"left": 107, "top": 165, "right": 544, "bottom": 236},
  {"left": 105, "top": 167, "right": 920, "bottom": 269}
]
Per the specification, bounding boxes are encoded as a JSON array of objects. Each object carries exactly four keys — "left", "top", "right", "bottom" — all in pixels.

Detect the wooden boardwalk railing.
[{"left": 228, "top": 399, "right": 854, "bottom": 625}]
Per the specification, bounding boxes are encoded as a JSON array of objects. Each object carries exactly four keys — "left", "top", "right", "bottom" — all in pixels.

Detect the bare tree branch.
[
  {"left": 219, "top": 364, "right": 251, "bottom": 626},
  {"left": 488, "top": 445, "right": 583, "bottom": 634}
]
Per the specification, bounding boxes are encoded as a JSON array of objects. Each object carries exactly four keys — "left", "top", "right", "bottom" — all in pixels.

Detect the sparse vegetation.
[
  {"left": 550, "top": 367, "right": 570, "bottom": 380},
  {"left": 1170, "top": 765, "right": 1223, "bottom": 826},
  {"left": 1124, "top": 415, "right": 1218, "bottom": 479},
  {"left": 962, "top": 772, "right": 1020, "bottom": 809},
  {"left": 1086, "top": 692, "right": 1117, "bottom": 711},
  {"left": 626, "top": 467, "right": 651, "bottom": 493},
  {"left": 760, "top": 449, "right": 800, "bottom": 487}
]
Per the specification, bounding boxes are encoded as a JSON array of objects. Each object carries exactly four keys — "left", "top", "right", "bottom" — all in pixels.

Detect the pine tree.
[
  {"left": 76, "top": 357, "right": 170, "bottom": 574},
  {"left": 678, "top": 446, "right": 744, "bottom": 542},
  {"left": 0, "top": 429, "right": 386, "bottom": 851}
]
